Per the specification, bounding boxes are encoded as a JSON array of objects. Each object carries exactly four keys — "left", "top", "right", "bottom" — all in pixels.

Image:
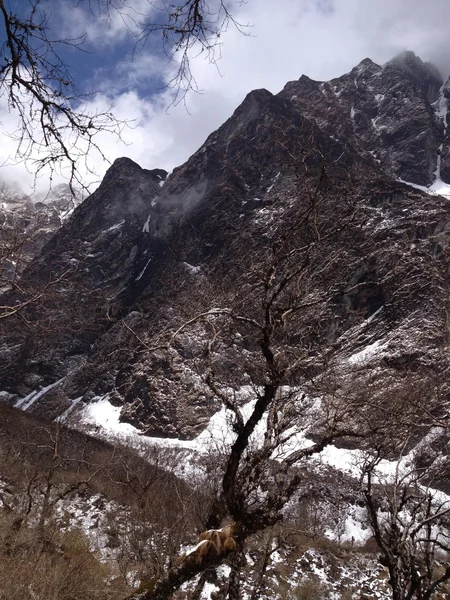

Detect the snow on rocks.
[
  {"left": 14, "top": 377, "right": 65, "bottom": 411},
  {"left": 142, "top": 213, "right": 151, "bottom": 233},
  {"left": 182, "top": 262, "right": 202, "bottom": 274},
  {"left": 346, "top": 339, "right": 387, "bottom": 366}
]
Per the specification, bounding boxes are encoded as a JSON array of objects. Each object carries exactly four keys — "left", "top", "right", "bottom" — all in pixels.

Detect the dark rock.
[
  {"left": 387, "top": 50, "right": 443, "bottom": 103},
  {"left": 279, "top": 52, "right": 445, "bottom": 185},
  {"left": 2, "top": 51, "right": 450, "bottom": 440}
]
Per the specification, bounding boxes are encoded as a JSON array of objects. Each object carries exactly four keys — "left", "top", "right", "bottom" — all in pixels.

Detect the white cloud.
[
  {"left": 2, "top": 0, "right": 450, "bottom": 194},
  {"left": 55, "top": 0, "right": 158, "bottom": 48}
]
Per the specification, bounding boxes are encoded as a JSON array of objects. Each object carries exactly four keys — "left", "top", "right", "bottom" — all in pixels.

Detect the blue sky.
[
  {"left": 5, "top": 0, "right": 167, "bottom": 97},
  {"left": 2, "top": 0, "right": 450, "bottom": 193}
]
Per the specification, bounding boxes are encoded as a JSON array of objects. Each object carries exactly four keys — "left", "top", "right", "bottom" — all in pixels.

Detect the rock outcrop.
[
  {"left": 279, "top": 51, "right": 448, "bottom": 186},
  {"left": 1, "top": 52, "right": 450, "bottom": 439}
]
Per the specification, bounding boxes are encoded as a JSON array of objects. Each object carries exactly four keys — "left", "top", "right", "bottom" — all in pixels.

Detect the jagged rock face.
[
  {"left": 439, "top": 78, "right": 450, "bottom": 182},
  {"left": 0, "top": 183, "right": 80, "bottom": 291},
  {"left": 0, "top": 161, "right": 164, "bottom": 386},
  {"left": 2, "top": 52, "right": 450, "bottom": 438},
  {"left": 29, "top": 159, "right": 164, "bottom": 291},
  {"left": 279, "top": 51, "right": 447, "bottom": 186}
]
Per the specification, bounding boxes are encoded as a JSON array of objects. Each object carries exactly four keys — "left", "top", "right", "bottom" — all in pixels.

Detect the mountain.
[
  {"left": 2, "top": 50, "right": 450, "bottom": 599},
  {"left": 281, "top": 51, "right": 447, "bottom": 186},
  {"left": 1, "top": 51, "right": 449, "bottom": 435},
  {"left": 0, "top": 183, "right": 81, "bottom": 292}
]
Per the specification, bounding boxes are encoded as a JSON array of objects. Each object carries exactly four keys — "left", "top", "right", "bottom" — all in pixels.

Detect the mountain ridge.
[{"left": 1, "top": 51, "right": 450, "bottom": 441}]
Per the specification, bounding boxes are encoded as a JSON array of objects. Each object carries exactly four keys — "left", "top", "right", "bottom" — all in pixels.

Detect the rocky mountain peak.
[
  {"left": 102, "top": 156, "right": 166, "bottom": 186},
  {"left": 2, "top": 51, "right": 450, "bottom": 441},
  {"left": 350, "top": 57, "right": 381, "bottom": 79},
  {"left": 386, "top": 50, "right": 443, "bottom": 102},
  {"left": 212, "top": 87, "right": 274, "bottom": 142},
  {"left": 103, "top": 156, "right": 142, "bottom": 179},
  {"left": 0, "top": 182, "right": 82, "bottom": 290},
  {"left": 241, "top": 87, "right": 273, "bottom": 104},
  {"left": 278, "top": 50, "right": 449, "bottom": 186}
]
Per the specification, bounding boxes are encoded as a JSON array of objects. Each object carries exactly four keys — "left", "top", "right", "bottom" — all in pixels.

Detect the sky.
[{"left": 1, "top": 0, "right": 450, "bottom": 194}]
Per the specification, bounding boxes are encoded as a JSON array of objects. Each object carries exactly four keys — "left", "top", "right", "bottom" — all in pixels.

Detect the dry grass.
[{"left": 0, "top": 514, "right": 128, "bottom": 600}]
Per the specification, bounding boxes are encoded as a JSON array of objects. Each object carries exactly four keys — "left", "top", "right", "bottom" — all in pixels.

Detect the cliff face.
[
  {"left": 1, "top": 52, "right": 450, "bottom": 439},
  {"left": 279, "top": 51, "right": 448, "bottom": 186},
  {"left": 0, "top": 184, "right": 80, "bottom": 292}
]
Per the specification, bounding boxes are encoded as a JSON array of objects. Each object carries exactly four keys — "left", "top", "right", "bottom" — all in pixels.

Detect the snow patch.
[
  {"left": 142, "top": 213, "right": 151, "bottom": 233},
  {"left": 79, "top": 387, "right": 270, "bottom": 463},
  {"left": 266, "top": 173, "right": 280, "bottom": 194},
  {"left": 319, "top": 445, "right": 365, "bottom": 477},
  {"left": 371, "top": 116, "right": 381, "bottom": 130},
  {"left": 103, "top": 219, "right": 125, "bottom": 234},
  {"left": 347, "top": 340, "right": 386, "bottom": 365},
  {"left": 136, "top": 258, "right": 152, "bottom": 281},
  {"left": 368, "top": 150, "right": 381, "bottom": 163},
  {"left": 15, "top": 378, "right": 65, "bottom": 411},
  {"left": 341, "top": 506, "right": 371, "bottom": 544},
  {"left": 182, "top": 262, "right": 201, "bottom": 274},
  {"left": 434, "top": 88, "right": 448, "bottom": 125},
  {"left": 56, "top": 396, "right": 83, "bottom": 422},
  {"left": 201, "top": 582, "right": 219, "bottom": 598},
  {"left": 186, "top": 539, "right": 209, "bottom": 555},
  {"left": 0, "top": 390, "right": 15, "bottom": 403},
  {"left": 399, "top": 178, "right": 450, "bottom": 199}
]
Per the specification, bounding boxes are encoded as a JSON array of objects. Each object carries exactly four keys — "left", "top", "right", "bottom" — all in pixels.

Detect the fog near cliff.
[
  {"left": 347, "top": 0, "right": 450, "bottom": 78},
  {"left": 1, "top": 0, "right": 450, "bottom": 193}
]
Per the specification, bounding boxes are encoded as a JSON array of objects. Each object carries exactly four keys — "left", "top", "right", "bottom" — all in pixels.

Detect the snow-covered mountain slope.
[
  {"left": 0, "top": 401, "right": 399, "bottom": 599},
  {"left": 1, "top": 51, "right": 450, "bottom": 450},
  {"left": 0, "top": 183, "right": 81, "bottom": 292}
]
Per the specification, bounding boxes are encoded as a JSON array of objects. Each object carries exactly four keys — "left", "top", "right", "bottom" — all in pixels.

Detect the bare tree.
[
  {"left": 361, "top": 434, "right": 450, "bottom": 600},
  {"left": 0, "top": 404, "right": 207, "bottom": 596},
  {"left": 134, "top": 0, "right": 249, "bottom": 101},
  {"left": 83, "top": 0, "right": 249, "bottom": 97},
  {"left": 0, "top": 0, "right": 248, "bottom": 186},
  {"left": 0, "top": 0, "right": 124, "bottom": 188},
  {"left": 124, "top": 139, "right": 371, "bottom": 600}
]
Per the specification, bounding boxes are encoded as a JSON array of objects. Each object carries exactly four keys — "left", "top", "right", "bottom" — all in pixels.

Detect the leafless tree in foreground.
[
  {"left": 0, "top": 0, "right": 125, "bottom": 189},
  {"left": 361, "top": 434, "right": 450, "bottom": 600},
  {"left": 0, "top": 0, "right": 248, "bottom": 187},
  {"left": 124, "top": 139, "right": 374, "bottom": 600},
  {"left": 83, "top": 0, "right": 250, "bottom": 98}
]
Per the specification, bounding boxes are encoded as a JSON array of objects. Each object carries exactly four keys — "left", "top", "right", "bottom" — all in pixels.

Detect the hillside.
[{"left": 1, "top": 51, "right": 450, "bottom": 599}]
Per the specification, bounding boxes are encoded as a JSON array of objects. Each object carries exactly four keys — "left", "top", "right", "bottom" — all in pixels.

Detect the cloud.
[
  {"left": 54, "top": 0, "right": 157, "bottom": 48},
  {"left": 2, "top": 0, "right": 450, "bottom": 194}
]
